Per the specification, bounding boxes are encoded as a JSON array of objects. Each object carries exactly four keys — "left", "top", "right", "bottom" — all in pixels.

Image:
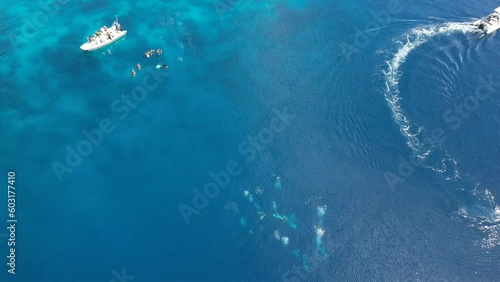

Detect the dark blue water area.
[{"left": 0, "top": 0, "right": 499, "bottom": 281}]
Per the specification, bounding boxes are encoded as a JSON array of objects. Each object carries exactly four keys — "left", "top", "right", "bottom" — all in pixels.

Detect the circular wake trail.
[
  {"left": 383, "top": 22, "right": 477, "bottom": 159},
  {"left": 382, "top": 22, "right": 500, "bottom": 248}
]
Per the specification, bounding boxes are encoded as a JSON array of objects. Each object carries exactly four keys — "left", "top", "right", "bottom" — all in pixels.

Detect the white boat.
[
  {"left": 80, "top": 17, "right": 127, "bottom": 52},
  {"left": 473, "top": 7, "right": 500, "bottom": 34}
]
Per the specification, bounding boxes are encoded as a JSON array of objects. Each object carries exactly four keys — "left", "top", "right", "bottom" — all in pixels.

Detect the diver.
[
  {"left": 131, "top": 69, "right": 136, "bottom": 77},
  {"left": 145, "top": 50, "right": 156, "bottom": 58},
  {"left": 157, "top": 49, "right": 163, "bottom": 56},
  {"left": 136, "top": 63, "right": 141, "bottom": 71}
]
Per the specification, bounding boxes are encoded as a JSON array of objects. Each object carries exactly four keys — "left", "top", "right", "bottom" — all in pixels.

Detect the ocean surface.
[{"left": 1, "top": 0, "right": 499, "bottom": 281}]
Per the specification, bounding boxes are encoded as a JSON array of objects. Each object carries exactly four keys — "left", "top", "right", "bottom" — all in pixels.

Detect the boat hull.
[
  {"left": 485, "top": 25, "right": 500, "bottom": 34},
  {"left": 80, "top": 30, "right": 127, "bottom": 52},
  {"left": 477, "top": 23, "right": 500, "bottom": 34}
]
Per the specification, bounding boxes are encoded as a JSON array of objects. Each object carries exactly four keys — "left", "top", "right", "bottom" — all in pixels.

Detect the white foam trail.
[
  {"left": 383, "top": 22, "right": 476, "bottom": 176},
  {"left": 465, "top": 188, "right": 500, "bottom": 248},
  {"left": 314, "top": 205, "right": 327, "bottom": 253},
  {"left": 479, "top": 205, "right": 500, "bottom": 249},
  {"left": 274, "top": 230, "right": 281, "bottom": 241},
  {"left": 460, "top": 203, "right": 500, "bottom": 249},
  {"left": 317, "top": 205, "right": 326, "bottom": 217},
  {"left": 315, "top": 226, "right": 325, "bottom": 238},
  {"left": 382, "top": 22, "right": 500, "bottom": 248},
  {"left": 281, "top": 236, "right": 289, "bottom": 246}
]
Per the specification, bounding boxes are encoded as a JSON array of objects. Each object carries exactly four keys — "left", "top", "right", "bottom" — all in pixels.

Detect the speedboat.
[
  {"left": 473, "top": 7, "right": 500, "bottom": 34},
  {"left": 80, "top": 17, "right": 127, "bottom": 52}
]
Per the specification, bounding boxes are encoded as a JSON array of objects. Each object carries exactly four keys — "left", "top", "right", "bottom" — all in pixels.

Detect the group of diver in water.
[
  {"left": 145, "top": 48, "right": 162, "bottom": 58},
  {"left": 131, "top": 48, "right": 167, "bottom": 77}
]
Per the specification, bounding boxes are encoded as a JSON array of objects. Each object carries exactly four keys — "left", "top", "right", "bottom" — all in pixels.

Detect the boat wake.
[
  {"left": 381, "top": 21, "right": 500, "bottom": 248},
  {"left": 458, "top": 187, "right": 500, "bottom": 248},
  {"left": 383, "top": 22, "right": 476, "bottom": 170}
]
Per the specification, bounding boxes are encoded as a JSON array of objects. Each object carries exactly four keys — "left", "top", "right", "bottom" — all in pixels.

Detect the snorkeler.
[
  {"left": 156, "top": 63, "right": 168, "bottom": 69},
  {"left": 157, "top": 49, "right": 162, "bottom": 56},
  {"left": 145, "top": 50, "right": 156, "bottom": 58},
  {"left": 131, "top": 69, "right": 136, "bottom": 77},
  {"left": 136, "top": 63, "right": 141, "bottom": 71}
]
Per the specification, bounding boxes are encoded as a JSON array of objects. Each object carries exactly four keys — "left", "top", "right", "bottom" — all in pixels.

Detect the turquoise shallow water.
[{"left": 1, "top": 0, "right": 500, "bottom": 281}]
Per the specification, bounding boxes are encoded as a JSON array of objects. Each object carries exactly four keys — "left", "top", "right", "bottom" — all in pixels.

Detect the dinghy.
[{"left": 80, "top": 16, "right": 127, "bottom": 52}]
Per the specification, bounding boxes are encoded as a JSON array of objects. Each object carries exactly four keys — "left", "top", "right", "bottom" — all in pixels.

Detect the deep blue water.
[{"left": 1, "top": 0, "right": 499, "bottom": 281}]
